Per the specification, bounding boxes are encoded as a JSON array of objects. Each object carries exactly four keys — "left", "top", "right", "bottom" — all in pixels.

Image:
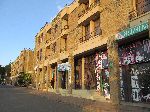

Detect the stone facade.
[
  {"left": 11, "top": 0, "right": 150, "bottom": 110},
  {"left": 11, "top": 49, "right": 34, "bottom": 84}
]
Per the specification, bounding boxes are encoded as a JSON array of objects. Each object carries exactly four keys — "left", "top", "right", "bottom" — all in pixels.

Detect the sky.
[{"left": 0, "top": 0, "right": 73, "bottom": 66}]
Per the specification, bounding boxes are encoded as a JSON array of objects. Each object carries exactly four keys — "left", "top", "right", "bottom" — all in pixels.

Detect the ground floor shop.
[
  {"left": 74, "top": 49, "right": 110, "bottom": 99},
  {"left": 116, "top": 21, "right": 150, "bottom": 104},
  {"left": 34, "top": 21, "right": 150, "bottom": 107},
  {"left": 118, "top": 37, "right": 150, "bottom": 103}
]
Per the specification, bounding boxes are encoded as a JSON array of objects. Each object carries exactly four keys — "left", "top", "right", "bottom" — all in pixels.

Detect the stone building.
[
  {"left": 33, "top": 0, "right": 150, "bottom": 110},
  {"left": 11, "top": 49, "right": 34, "bottom": 84}
]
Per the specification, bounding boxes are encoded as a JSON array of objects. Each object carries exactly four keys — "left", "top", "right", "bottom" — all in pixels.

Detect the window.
[
  {"left": 85, "top": 2, "right": 89, "bottom": 11},
  {"left": 39, "top": 49, "right": 42, "bottom": 61},
  {"left": 47, "top": 28, "right": 51, "bottom": 34},
  {"left": 55, "top": 25, "right": 58, "bottom": 33},
  {"left": 45, "top": 46, "right": 50, "bottom": 60},
  {"left": 40, "top": 34, "right": 44, "bottom": 43},
  {"left": 52, "top": 42, "right": 56, "bottom": 53},
  {"left": 94, "top": 18, "right": 101, "bottom": 36},
  {"left": 60, "top": 38, "right": 67, "bottom": 52},
  {"left": 136, "top": 0, "right": 150, "bottom": 16},
  {"left": 85, "top": 24, "right": 90, "bottom": 41}
]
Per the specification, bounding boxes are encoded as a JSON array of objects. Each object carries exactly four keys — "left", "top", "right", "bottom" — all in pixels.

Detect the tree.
[
  {"left": 0, "top": 65, "right": 6, "bottom": 82},
  {"left": 17, "top": 72, "right": 31, "bottom": 87},
  {"left": 5, "top": 64, "right": 11, "bottom": 77}
]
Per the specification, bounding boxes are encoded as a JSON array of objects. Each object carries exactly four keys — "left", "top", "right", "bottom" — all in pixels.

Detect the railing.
[
  {"left": 79, "top": 28, "right": 102, "bottom": 43},
  {"left": 136, "top": 0, "right": 150, "bottom": 16},
  {"left": 78, "top": 0, "right": 100, "bottom": 18},
  {"left": 129, "top": 10, "right": 137, "bottom": 20},
  {"left": 129, "top": 1, "right": 150, "bottom": 20}
]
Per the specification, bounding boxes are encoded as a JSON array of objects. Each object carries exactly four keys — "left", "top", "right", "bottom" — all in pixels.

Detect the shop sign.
[
  {"left": 116, "top": 21, "right": 149, "bottom": 40},
  {"left": 57, "top": 62, "right": 71, "bottom": 72}
]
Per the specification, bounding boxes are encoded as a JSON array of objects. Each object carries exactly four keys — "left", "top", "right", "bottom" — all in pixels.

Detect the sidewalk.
[
  {"left": 29, "top": 88, "right": 150, "bottom": 112},
  {"left": 29, "top": 89, "right": 117, "bottom": 112}
]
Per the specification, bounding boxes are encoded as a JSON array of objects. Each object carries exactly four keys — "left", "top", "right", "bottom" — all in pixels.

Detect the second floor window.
[
  {"left": 40, "top": 49, "right": 42, "bottom": 61},
  {"left": 47, "top": 28, "right": 51, "bottom": 34},
  {"left": 85, "top": 24, "right": 90, "bottom": 40},
  {"left": 94, "top": 18, "right": 101, "bottom": 36},
  {"left": 55, "top": 25, "right": 58, "bottom": 33},
  {"left": 136, "top": 0, "right": 150, "bottom": 16},
  {"left": 52, "top": 42, "right": 56, "bottom": 53}
]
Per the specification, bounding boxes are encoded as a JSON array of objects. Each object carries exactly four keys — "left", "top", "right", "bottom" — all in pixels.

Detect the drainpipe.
[{"left": 148, "top": 19, "right": 150, "bottom": 38}]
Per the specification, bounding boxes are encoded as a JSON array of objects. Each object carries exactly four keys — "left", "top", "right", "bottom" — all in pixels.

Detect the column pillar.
[
  {"left": 56, "top": 60, "right": 62, "bottom": 93},
  {"left": 41, "top": 67, "right": 45, "bottom": 90},
  {"left": 82, "top": 57, "right": 85, "bottom": 89},
  {"left": 68, "top": 54, "right": 75, "bottom": 94},
  {"left": 82, "top": 26, "right": 86, "bottom": 41},
  {"left": 46, "top": 65, "right": 50, "bottom": 92},
  {"left": 107, "top": 35, "right": 120, "bottom": 105},
  {"left": 36, "top": 68, "right": 39, "bottom": 90},
  {"left": 132, "top": 0, "right": 136, "bottom": 11},
  {"left": 54, "top": 65, "right": 57, "bottom": 90},
  {"left": 90, "top": 20, "right": 95, "bottom": 37}
]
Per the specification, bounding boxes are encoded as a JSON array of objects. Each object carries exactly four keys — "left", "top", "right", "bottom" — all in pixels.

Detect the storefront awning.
[
  {"left": 57, "top": 62, "right": 71, "bottom": 72},
  {"left": 116, "top": 21, "right": 149, "bottom": 41}
]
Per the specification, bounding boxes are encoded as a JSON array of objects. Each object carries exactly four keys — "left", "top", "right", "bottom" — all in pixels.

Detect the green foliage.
[
  {"left": 0, "top": 65, "right": 5, "bottom": 81},
  {"left": 18, "top": 72, "right": 31, "bottom": 87},
  {"left": 0, "top": 65, "right": 5, "bottom": 75},
  {"left": 5, "top": 64, "right": 11, "bottom": 77}
]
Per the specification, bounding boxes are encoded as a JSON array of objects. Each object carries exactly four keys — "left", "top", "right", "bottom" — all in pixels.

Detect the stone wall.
[
  {"left": 68, "top": 4, "right": 85, "bottom": 52},
  {"left": 101, "top": 0, "right": 132, "bottom": 38}
]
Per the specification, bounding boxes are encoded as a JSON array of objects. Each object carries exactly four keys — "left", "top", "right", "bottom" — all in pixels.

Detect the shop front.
[
  {"left": 116, "top": 21, "right": 150, "bottom": 103},
  {"left": 74, "top": 49, "right": 110, "bottom": 100},
  {"left": 57, "top": 62, "right": 71, "bottom": 90},
  {"left": 95, "top": 51, "right": 110, "bottom": 99}
]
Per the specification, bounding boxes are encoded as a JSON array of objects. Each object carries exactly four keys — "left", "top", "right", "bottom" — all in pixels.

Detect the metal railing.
[
  {"left": 129, "top": 10, "right": 137, "bottom": 20},
  {"left": 79, "top": 28, "right": 102, "bottom": 43},
  {"left": 129, "top": 1, "right": 150, "bottom": 20},
  {"left": 78, "top": 0, "right": 100, "bottom": 18},
  {"left": 136, "top": 0, "right": 150, "bottom": 16}
]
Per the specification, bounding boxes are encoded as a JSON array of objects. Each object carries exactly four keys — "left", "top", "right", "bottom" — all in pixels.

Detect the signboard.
[
  {"left": 116, "top": 21, "right": 149, "bottom": 40},
  {"left": 57, "top": 62, "right": 71, "bottom": 72}
]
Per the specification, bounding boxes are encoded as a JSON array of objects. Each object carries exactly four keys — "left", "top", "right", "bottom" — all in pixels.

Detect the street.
[
  {"left": 1, "top": 85, "right": 149, "bottom": 112},
  {"left": 0, "top": 85, "right": 82, "bottom": 112}
]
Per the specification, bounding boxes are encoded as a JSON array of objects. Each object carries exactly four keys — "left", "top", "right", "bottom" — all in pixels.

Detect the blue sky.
[{"left": 0, "top": 0, "right": 73, "bottom": 66}]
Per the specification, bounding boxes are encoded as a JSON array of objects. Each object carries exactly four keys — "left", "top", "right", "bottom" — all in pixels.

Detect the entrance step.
[
  {"left": 59, "top": 89, "right": 69, "bottom": 96},
  {"left": 72, "top": 89, "right": 109, "bottom": 102}
]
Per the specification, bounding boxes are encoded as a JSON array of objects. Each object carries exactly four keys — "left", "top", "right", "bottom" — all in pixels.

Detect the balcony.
[
  {"left": 129, "top": 10, "right": 137, "bottom": 20},
  {"left": 79, "top": 28, "right": 102, "bottom": 43},
  {"left": 61, "top": 25, "right": 69, "bottom": 38},
  {"left": 61, "top": 7, "right": 69, "bottom": 20},
  {"left": 78, "top": 0, "right": 101, "bottom": 25},
  {"left": 129, "top": 0, "right": 150, "bottom": 21},
  {"left": 129, "top": 10, "right": 150, "bottom": 27}
]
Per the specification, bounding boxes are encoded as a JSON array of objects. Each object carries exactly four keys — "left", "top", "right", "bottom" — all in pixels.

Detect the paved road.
[{"left": 0, "top": 85, "right": 82, "bottom": 112}]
